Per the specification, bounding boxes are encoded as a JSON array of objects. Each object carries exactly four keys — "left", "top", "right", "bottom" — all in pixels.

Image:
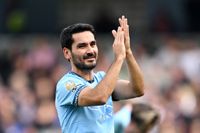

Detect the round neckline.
[{"left": 69, "top": 71, "right": 95, "bottom": 83}]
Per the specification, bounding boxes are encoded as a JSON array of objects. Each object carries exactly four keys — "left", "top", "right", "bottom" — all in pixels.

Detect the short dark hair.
[
  {"left": 60, "top": 23, "right": 95, "bottom": 50},
  {"left": 131, "top": 103, "right": 159, "bottom": 132}
]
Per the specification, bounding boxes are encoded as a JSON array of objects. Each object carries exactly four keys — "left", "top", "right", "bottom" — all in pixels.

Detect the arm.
[
  {"left": 112, "top": 16, "right": 144, "bottom": 100},
  {"left": 113, "top": 50, "right": 144, "bottom": 100},
  {"left": 78, "top": 27, "right": 126, "bottom": 106}
]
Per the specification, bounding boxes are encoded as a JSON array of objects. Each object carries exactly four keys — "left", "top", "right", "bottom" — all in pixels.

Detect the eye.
[
  {"left": 77, "top": 43, "right": 86, "bottom": 49},
  {"left": 90, "top": 41, "right": 96, "bottom": 47}
]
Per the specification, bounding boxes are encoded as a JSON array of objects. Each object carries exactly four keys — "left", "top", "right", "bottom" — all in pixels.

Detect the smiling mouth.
[
  {"left": 85, "top": 58, "right": 95, "bottom": 61},
  {"left": 83, "top": 53, "right": 96, "bottom": 59}
]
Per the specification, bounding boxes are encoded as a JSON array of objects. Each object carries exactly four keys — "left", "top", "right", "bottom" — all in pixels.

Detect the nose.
[
  {"left": 84, "top": 45, "right": 96, "bottom": 59},
  {"left": 86, "top": 45, "right": 94, "bottom": 53}
]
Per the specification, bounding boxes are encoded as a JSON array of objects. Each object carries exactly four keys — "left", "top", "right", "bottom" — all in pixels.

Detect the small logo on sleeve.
[
  {"left": 66, "top": 81, "right": 76, "bottom": 91},
  {"left": 65, "top": 81, "right": 81, "bottom": 92}
]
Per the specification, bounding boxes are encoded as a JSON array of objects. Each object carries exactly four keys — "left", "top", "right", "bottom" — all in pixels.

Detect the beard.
[{"left": 71, "top": 52, "right": 97, "bottom": 71}]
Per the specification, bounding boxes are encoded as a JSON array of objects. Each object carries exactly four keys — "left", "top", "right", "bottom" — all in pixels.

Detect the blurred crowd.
[
  {"left": 139, "top": 35, "right": 200, "bottom": 133},
  {"left": 0, "top": 35, "right": 200, "bottom": 133},
  {"left": 0, "top": 37, "right": 64, "bottom": 133},
  {"left": 114, "top": 35, "right": 200, "bottom": 133}
]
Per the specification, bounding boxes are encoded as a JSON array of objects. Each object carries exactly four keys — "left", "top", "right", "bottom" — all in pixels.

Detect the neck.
[{"left": 71, "top": 67, "right": 94, "bottom": 81}]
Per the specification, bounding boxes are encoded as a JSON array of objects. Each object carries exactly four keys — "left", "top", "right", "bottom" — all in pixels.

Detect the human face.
[{"left": 70, "top": 31, "right": 98, "bottom": 71}]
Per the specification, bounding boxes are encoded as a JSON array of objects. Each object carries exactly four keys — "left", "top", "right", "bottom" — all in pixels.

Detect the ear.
[{"left": 63, "top": 47, "right": 71, "bottom": 62}]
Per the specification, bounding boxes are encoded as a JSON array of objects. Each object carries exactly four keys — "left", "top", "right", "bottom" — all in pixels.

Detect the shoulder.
[
  {"left": 56, "top": 72, "right": 84, "bottom": 90},
  {"left": 95, "top": 71, "right": 106, "bottom": 78},
  {"left": 92, "top": 71, "right": 106, "bottom": 82}
]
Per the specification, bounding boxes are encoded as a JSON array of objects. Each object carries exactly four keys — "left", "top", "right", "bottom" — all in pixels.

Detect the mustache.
[{"left": 83, "top": 53, "right": 96, "bottom": 59}]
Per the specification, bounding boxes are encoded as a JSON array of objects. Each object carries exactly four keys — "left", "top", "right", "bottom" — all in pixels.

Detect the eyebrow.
[{"left": 77, "top": 40, "right": 96, "bottom": 46}]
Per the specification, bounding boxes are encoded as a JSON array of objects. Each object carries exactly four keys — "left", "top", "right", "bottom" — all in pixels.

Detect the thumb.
[{"left": 112, "top": 30, "right": 117, "bottom": 38}]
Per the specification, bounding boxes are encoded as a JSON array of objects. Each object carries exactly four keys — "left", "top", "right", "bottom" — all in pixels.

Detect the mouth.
[
  {"left": 85, "top": 57, "right": 96, "bottom": 62},
  {"left": 83, "top": 53, "right": 96, "bottom": 61}
]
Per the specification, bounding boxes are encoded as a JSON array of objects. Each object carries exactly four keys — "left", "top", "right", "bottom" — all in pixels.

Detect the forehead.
[{"left": 72, "top": 31, "right": 95, "bottom": 44}]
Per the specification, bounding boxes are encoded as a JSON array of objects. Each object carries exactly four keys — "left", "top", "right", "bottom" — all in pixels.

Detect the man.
[{"left": 55, "top": 16, "right": 144, "bottom": 133}]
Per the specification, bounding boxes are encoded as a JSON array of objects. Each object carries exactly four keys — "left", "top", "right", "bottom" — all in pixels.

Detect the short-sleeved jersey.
[{"left": 55, "top": 71, "right": 114, "bottom": 133}]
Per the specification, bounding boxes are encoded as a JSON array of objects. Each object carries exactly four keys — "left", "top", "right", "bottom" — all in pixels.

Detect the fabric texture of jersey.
[{"left": 55, "top": 71, "right": 114, "bottom": 133}]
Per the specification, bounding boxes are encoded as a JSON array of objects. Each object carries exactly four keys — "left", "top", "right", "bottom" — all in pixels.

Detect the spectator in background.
[
  {"left": 0, "top": 37, "right": 61, "bottom": 133},
  {"left": 114, "top": 103, "right": 132, "bottom": 133},
  {"left": 125, "top": 103, "right": 160, "bottom": 133}
]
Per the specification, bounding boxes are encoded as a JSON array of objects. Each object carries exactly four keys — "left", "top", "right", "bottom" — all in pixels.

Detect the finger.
[
  {"left": 114, "top": 27, "right": 121, "bottom": 43},
  {"left": 120, "top": 30, "right": 125, "bottom": 43},
  {"left": 119, "top": 15, "right": 126, "bottom": 28},
  {"left": 124, "top": 24, "right": 130, "bottom": 37},
  {"left": 117, "top": 27, "right": 124, "bottom": 44},
  {"left": 122, "top": 15, "right": 126, "bottom": 29},
  {"left": 123, "top": 17, "right": 130, "bottom": 37},
  {"left": 122, "top": 16, "right": 127, "bottom": 28},
  {"left": 125, "top": 17, "right": 128, "bottom": 26},
  {"left": 119, "top": 16, "right": 124, "bottom": 29},
  {"left": 119, "top": 18, "right": 123, "bottom": 28},
  {"left": 112, "top": 30, "right": 117, "bottom": 38},
  {"left": 117, "top": 27, "right": 122, "bottom": 41}
]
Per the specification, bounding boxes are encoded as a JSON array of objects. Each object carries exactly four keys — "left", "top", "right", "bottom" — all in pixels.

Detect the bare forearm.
[
  {"left": 95, "top": 58, "right": 124, "bottom": 102},
  {"left": 126, "top": 50, "right": 144, "bottom": 95}
]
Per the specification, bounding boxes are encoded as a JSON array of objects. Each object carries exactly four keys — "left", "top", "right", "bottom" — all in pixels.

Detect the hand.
[
  {"left": 119, "top": 16, "right": 131, "bottom": 52},
  {"left": 112, "top": 27, "right": 126, "bottom": 60}
]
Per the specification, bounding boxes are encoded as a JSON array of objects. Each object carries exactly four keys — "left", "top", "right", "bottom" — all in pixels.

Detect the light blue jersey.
[{"left": 55, "top": 71, "right": 114, "bottom": 133}]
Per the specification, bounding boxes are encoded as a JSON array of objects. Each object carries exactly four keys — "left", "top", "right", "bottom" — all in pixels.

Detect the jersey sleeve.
[
  {"left": 56, "top": 77, "right": 86, "bottom": 106},
  {"left": 97, "top": 71, "right": 106, "bottom": 78}
]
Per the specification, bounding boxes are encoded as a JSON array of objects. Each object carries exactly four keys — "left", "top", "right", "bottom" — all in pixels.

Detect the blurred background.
[{"left": 0, "top": 0, "right": 200, "bottom": 133}]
